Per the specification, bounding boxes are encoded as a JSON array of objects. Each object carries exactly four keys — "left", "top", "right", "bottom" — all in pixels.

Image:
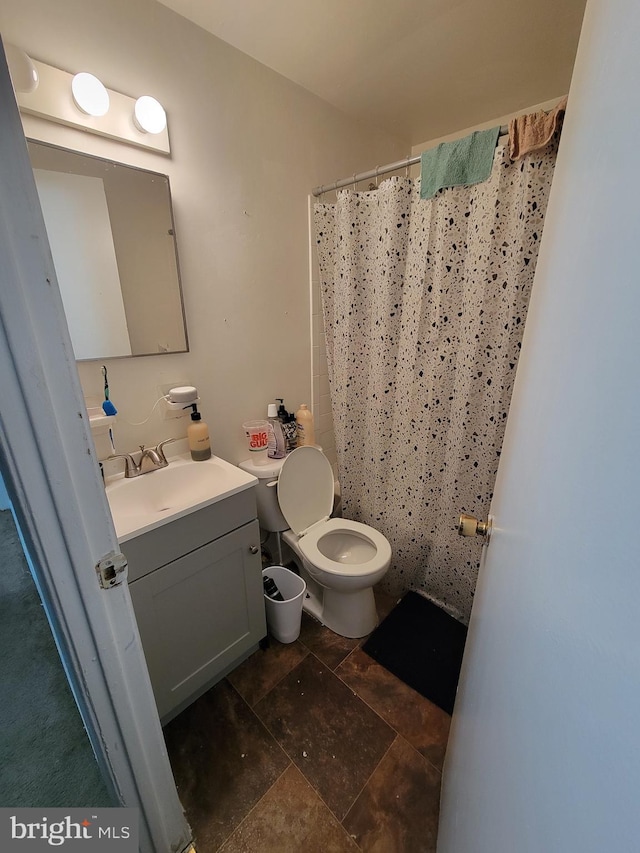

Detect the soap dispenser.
[{"left": 187, "top": 405, "right": 211, "bottom": 461}]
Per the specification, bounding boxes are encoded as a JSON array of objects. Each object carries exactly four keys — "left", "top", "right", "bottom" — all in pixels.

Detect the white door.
[
  {"left": 0, "top": 43, "right": 191, "bottom": 853},
  {"left": 437, "top": 1, "right": 640, "bottom": 851}
]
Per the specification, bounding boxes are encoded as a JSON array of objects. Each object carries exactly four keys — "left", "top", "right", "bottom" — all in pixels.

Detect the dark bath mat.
[{"left": 363, "top": 591, "right": 467, "bottom": 715}]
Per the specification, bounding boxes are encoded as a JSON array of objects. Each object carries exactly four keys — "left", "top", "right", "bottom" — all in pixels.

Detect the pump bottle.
[{"left": 187, "top": 408, "right": 211, "bottom": 461}]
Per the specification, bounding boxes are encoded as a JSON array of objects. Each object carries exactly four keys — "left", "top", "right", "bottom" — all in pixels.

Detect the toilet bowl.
[{"left": 239, "top": 446, "right": 391, "bottom": 638}]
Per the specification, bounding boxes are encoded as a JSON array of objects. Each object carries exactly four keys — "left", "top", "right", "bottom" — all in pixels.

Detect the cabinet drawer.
[{"left": 123, "top": 488, "right": 257, "bottom": 582}]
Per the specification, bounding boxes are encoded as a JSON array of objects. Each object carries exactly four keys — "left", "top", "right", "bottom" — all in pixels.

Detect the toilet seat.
[
  {"left": 297, "top": 517, "right": 391, "bottom": 577},
  {"left": 278, "top": 447, "right": 391, "bottom": 578}
]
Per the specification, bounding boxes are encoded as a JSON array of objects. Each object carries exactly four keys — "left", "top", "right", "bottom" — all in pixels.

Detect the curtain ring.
[{"left": 375, "top": 165, "right": 380, "bottom": 189}]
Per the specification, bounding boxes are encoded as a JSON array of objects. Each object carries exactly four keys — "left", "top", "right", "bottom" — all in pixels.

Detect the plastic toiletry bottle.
[
  {"left": 188, "top": 408, "right": 212, "bottom": 461},
  {"left": 295, "top": 403, "right": 315, "bottom": 447},
  {"left": 277, "top": 398, "right": 298, "bottom": 453},
  {"left": 284, "top": 411, "right": 298, "bottom": 452},
  {"left": 263, "top": 575, "right": 284, "bottom": 601},
  {"left": 267, "top": 403, "right": 286, "bottom": 459}
]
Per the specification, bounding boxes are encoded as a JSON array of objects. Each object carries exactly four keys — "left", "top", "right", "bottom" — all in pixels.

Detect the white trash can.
[{"left": 262, "top": 566, "right": 306, "bottom": 644}]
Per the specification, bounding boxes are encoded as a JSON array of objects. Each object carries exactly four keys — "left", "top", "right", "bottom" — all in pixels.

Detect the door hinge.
[{"left": 96, "top": 551, "right": 128, "bottom": 589}]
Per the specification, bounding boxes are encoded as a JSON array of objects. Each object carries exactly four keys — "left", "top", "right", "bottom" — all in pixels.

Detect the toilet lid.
[{"left": 277, "top": 446, "right": 334, "bottom": 535}]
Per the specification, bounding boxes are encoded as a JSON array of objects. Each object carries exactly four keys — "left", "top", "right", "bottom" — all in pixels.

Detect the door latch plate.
[{"left": 96, "top": 551, "right": 128, "bottom": 589}]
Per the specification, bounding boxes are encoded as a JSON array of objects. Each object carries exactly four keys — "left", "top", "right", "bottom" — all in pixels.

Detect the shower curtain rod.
[{"left": 312, "top": 125, "right": 509, "bottom": 197}]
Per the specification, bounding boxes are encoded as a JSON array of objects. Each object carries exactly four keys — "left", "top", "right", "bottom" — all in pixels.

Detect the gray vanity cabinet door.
[{"left": 129, "top": 519, "right": 265, "bottom": 721}]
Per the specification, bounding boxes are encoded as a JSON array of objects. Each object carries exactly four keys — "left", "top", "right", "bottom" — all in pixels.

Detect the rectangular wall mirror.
[{"left": 27, "top": 140, "right": 188, "bottom": 360}]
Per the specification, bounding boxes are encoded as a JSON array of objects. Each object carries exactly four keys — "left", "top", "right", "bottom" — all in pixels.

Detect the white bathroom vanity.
[{"left": 106, "top": 453, "right": 266, "bottom": 723}]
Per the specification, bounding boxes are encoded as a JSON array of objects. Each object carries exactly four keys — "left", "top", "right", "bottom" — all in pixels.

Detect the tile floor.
[{"left": 163, "top": 592, "right": 451, "bottom": 853}]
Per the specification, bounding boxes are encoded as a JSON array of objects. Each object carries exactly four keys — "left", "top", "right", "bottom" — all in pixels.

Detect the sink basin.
[{"left": 106, "top": 452, "right": 257, "bottom": 541}]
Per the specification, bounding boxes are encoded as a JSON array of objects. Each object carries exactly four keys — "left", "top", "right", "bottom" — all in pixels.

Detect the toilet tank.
[{"left": 238, "top": 457, "right": 288, "bottom": 532}]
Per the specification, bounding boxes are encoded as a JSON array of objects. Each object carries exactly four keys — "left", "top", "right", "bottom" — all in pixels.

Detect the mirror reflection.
[{"left": 27, "top": 140, "right": 188, "bottom": 360}]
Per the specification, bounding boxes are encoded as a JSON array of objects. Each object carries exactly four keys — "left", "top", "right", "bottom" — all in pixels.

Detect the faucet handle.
[
  {"left": 156, "top": 437, "right": 179, "bottom": 464},
  {"left": 108, "top": 453, "right": 140, "bottom": 478}
]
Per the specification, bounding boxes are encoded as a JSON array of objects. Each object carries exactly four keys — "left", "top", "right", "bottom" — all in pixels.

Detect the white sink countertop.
[{"left": 106, "top": 450, "right": 257, "bottom": 542}]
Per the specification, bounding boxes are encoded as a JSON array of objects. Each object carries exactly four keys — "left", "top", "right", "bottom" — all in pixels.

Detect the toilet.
[{"left": 239, "top": 446, "right": 391, "bottom": 638}]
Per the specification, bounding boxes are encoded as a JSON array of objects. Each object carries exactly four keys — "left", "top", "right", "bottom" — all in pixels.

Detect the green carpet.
[{"left": 0, "top": 509, "right": 112, "bottom": 807}]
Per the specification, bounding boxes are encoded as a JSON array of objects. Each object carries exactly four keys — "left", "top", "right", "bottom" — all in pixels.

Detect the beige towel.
[{"left": 508, "top": 96, "right": 568, "bottom": 160}]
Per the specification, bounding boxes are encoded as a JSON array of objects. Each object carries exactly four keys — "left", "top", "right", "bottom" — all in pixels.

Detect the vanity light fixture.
[
  {"left": 16, "top": 57, "right": 170, "bottom": 154},
  {"left": 71, "top": 72, "right": 110, "bottom": 117},
  {"left": 133, "top": 95, "right": 166, "bottom": 134},
  {"left": 5, "top": 43, "right": 39, "bottom": 93}
]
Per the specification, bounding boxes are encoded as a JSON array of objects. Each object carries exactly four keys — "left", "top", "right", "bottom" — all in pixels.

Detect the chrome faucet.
[
  {"left": 109, "top": 438, "right": 179, "bottom": 478},
  {"left": 140, "top": 445, "right": 165, "bottom": 469}
]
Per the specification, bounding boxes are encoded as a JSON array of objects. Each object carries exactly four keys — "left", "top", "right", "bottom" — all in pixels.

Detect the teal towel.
[{"left": 420, "top": 127, "right": 500, "bottom": 199}]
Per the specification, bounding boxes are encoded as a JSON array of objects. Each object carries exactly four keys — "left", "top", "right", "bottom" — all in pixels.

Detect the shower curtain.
[{"left": 314, "top": 139, "right": 558, "bottom": 623}]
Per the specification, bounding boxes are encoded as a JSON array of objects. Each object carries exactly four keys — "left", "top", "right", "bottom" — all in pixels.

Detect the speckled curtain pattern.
[{"left": 314, "top": 140, "right": 557, "bottom": 622}]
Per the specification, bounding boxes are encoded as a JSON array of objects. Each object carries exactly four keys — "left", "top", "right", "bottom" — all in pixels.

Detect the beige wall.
[
  {"left": 410, "top": 96, "right": 566, "bottom": 155},
  {"left": 1, "top": 0, "right": 407, "bottom": 464}
]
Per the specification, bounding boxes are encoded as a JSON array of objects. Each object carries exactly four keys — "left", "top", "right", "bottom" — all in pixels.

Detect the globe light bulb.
[{"left": 71, "top": 72, "right": 109, "bottom": 117}]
